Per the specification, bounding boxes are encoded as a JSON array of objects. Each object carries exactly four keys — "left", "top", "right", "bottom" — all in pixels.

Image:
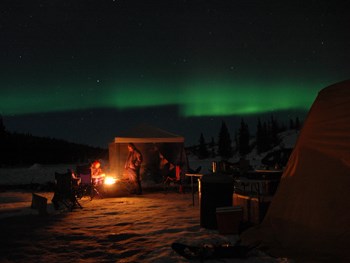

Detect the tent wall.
[
  {"left": 242, "top": 79, "right": 350, "bottom": 261},
  {"left": 108, "top": 125, "right": 188, "bottom": 183},
  {"left": 109, "top": 141, "right": 187, "bottom": 183}
]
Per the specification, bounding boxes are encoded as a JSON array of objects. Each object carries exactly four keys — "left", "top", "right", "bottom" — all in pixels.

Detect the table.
[
  {"left": 185, "top": 173, "right": 203, "bottom": 206},
  {"left": 235, "top": 177, "right": 280, "bottom": 196}
]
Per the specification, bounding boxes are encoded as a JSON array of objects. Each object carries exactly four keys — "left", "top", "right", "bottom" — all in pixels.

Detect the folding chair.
[
  {"left": 76, "top": 173, "right": 103, "bottom": 200},
  {"left": 52, "top": 171, "right": 82, "bottom": 210},
  {"left": 163, "top": 165, "right": 183, "bottom": 193}
]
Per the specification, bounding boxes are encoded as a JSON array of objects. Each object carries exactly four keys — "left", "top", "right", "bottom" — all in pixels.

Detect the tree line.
[
  {"left": 0, "top": 116, "right": 107, "bottom": 167},
  {"left": 1, "top": 114, "right": 302, "bottom": 166},
  {"left": 193, "top": 115, "right": 302, "bottom": 160}
]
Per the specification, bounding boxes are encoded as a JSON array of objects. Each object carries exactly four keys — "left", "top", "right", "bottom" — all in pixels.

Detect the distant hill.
[{"left": 0, "top": 131, "right": 108, "bottom": 167}]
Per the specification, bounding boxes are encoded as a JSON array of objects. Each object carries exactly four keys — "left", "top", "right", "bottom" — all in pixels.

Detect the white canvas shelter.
[
  {"left": 109, "top": 124, "right": 187, "bottom": 183},
  {"left": 242, "top": 79, "right": 350, "bottom": 262}
]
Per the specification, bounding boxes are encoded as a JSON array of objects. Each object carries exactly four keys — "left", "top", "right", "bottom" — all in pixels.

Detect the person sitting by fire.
[
  {"left": 91, "top": 160, "right": 105, "bottom": 185},
  {"left": 159, "top": 154, "right": 184, "bottom": 193},
  {"left": 159, "top": 153, "right": 175, "bottom": 179},
  {"left": 71, "top": 169, "right": 81, "bottom": 188}
]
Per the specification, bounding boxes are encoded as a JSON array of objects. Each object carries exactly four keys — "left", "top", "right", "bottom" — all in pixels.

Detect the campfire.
[
  {"left": 104, "top": 175, "right": 118, "bottom": 185},
  {"left": 102, "top": 174, "right": 130, "bottom": 197}
]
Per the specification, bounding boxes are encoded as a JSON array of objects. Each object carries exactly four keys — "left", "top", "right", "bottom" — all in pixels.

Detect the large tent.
[
  {"left": 242, "top": 79, "right": 350, "bottom": 261},
  {"left": 109, "top": 124, "right": 188, "bottom": 183}
]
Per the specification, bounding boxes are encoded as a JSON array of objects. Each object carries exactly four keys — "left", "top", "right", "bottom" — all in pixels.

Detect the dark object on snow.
[
  {"left": 31, "top": 193, "right": 48, "bottom": 215},
  {"left": 52, "top": 171, "right": 82, "bottom": 211},
  {"left": 198, "top": 175, "right": 234, "bottom": 229},
  {"left": 171, "top": 242, "right": 254, "bottom": 261}
]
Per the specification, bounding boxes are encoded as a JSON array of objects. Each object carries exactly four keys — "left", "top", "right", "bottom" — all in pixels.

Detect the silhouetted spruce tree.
[
  {"left": 0, "top": 115, "right": 6, "bottom": 166},
  {"left": 289, "top": 118, "right": 294, "bottom": 129},
  {"left": 234, "top": 130, "right": 238, "bottom": 153},
  {"left": 209, "top": 136, "right": 215, "bottom": 147},
  {"left": 268, "top": 115, "right": 280, "bottom": 147},
  {"left": 210, "top": 136, "right": 216, "bottom": 157},
  {"left": 0, "top": 115, "right": 5, "bottom": 135},
  {"left": 263, "top": 121, "right": 269, "bottom": 150},
  {"left": 256, "top": 118, "right": 267, "bottom": 154},
  {"left": 280, "top": 122, "right": 287, "bottom": 132},
  {"left": 238, "top": 118, "right": 250, "bottom": 156},
  {"left": 218, "top": 121, "right": 233, "bottom": 160},
  {"left": 289, "top": 116, "right": 301, "bottom": 130},
  {"left": 295, "top": 116, "right": 301, "bottom": 130},
  {"left": 198, "top": 133, "right": 209, "bottom": 159}
]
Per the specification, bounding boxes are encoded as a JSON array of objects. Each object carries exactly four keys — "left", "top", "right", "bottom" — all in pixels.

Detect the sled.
[{"left": 171, "top": 242, "right": 255, "bottom": 261}]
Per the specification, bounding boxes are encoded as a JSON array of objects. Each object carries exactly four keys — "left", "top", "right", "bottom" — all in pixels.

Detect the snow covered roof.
[{"left": 114, "top": 124, "right": 184, "bottom": 143}]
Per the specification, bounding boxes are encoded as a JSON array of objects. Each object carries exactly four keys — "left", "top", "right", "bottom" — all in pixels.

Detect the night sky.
[{"left": 1, "top": 0, "right": 349, "bottom": 147}]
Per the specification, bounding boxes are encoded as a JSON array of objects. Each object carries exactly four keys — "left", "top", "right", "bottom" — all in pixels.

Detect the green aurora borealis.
[
  {"left": 2, "top": 77, "right": 323, "bottom": 117},
  {"left": 1, "top": 0, "right": 349, "bottom": 147}
]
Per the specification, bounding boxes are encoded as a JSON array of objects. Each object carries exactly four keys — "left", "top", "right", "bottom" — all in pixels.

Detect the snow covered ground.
[
  {"left": 0, "top": 132, "right": 298, "bottom": 262},
  {"left": 0, "top": 190, "right": 292, "bottom": 263},
  {"left": 0, "top": 171, "right": 292, "bottom": 262}
]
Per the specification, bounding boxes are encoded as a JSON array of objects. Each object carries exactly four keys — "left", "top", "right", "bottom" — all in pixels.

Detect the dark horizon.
[{"left": 3, "top": 106, "right": 307, "bottom": 148}]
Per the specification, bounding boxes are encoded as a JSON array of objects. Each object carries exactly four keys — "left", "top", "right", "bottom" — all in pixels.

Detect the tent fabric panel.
[
  {"left": 248, "top": 147, "right": 350, "bottom": 260},
  {"left": 108, "top": 142, "right": 118, "bottom": 172},
  {"left": 241, "top": 79, "right": 350, "bottom": 261},
  {"left": 295, "top": 80, "right": 350, "bottom": 163}
]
